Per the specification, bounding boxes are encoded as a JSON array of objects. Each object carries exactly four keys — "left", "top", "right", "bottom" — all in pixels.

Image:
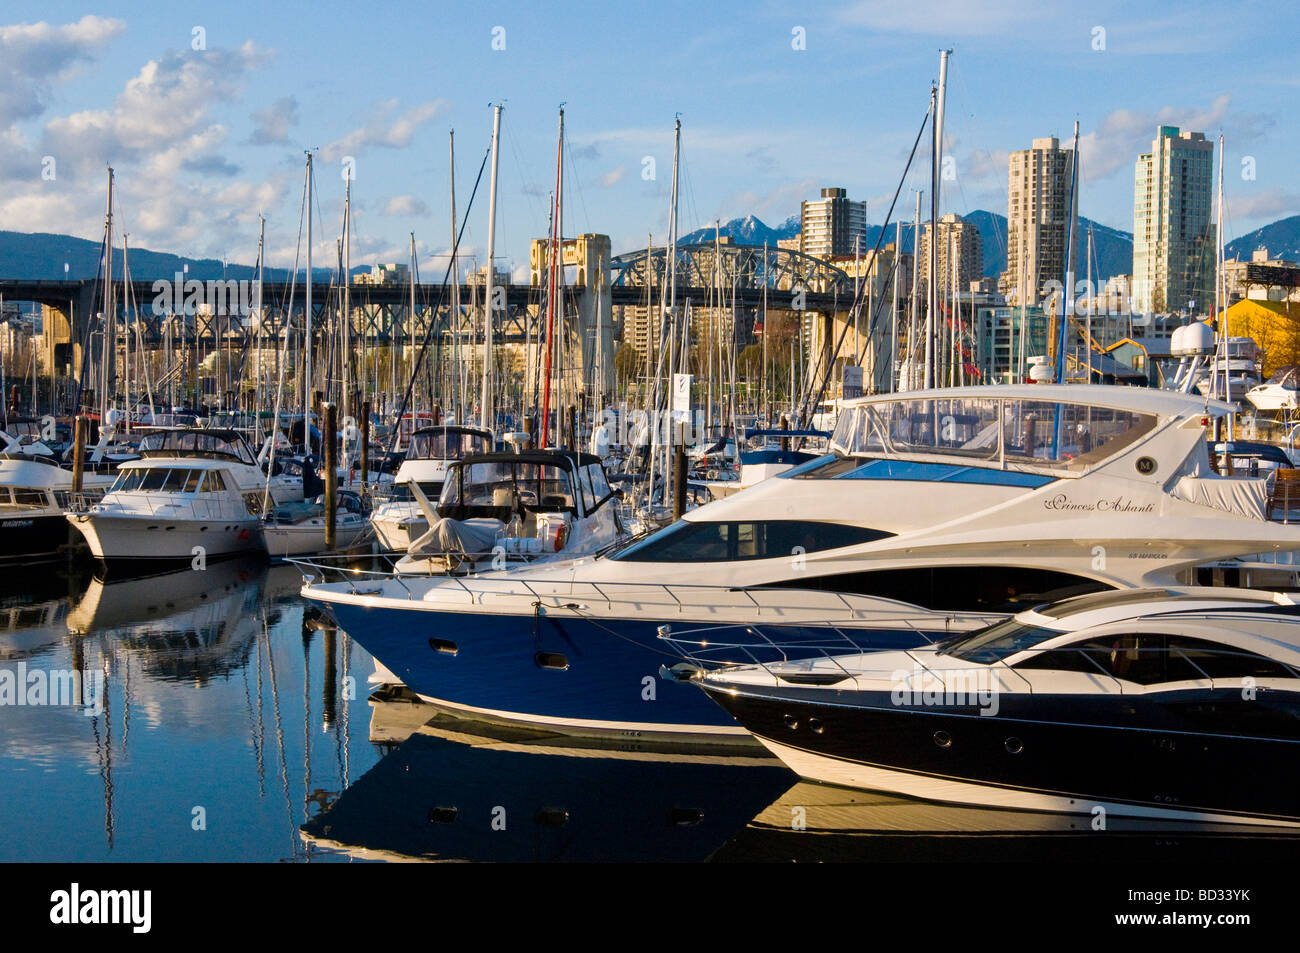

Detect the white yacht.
[
  {"left": 67, "top": 428, "right": 294, "bottom": 565},
  {"left": 300, "top": 384, "right": 1300, "bottom": 741},
  {"left": 1245, "top": 365, "right": 1300, "bottom": 415},
  {"left": 370, "top": 425, "right": 492, "bottom": 552}
]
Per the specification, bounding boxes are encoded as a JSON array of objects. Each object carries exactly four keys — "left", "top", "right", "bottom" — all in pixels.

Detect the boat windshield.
[
  {"left": 831, "top": 396, "right": 1157, "bottom": 472},
  {"left": 440, "top": 459, "right": 577, "bottom": 518},
  {"left": 407, "top": 429, "right": 491, "bottom": 461},
  {"left": 110, "top": 467, "right": 211, "bottom": 494},
  {"left": 935, "top": 617, "right": 1062, "bottom": 663}
]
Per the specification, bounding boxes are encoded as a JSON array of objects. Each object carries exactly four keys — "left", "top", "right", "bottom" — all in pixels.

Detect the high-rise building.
[
  {"left": 800, "top": 187, "right": 867, "bottom": 259},
  {"left": 1133, "top": 126, "right": 1214, "bottom": 314},
  {"left": 918, "top": 213, "right": 983, "bottom": 294},
  {"left": 999, "top": 136, "right": 1074, "bottom": 306}
]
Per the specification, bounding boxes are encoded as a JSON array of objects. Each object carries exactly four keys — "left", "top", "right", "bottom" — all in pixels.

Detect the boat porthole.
[
  {"left": 200, "top": 526, "right": 208, "bottom": 532},
  {"left": 427, "top": 806, "right": 457, "bottom": 824},
  {"left": 165, "top": 526, "right": 175, "bottom": 531},
  {"left": 669, "top": 807, "right": 704, "bottom": 826},
  {"left": 535, "top": 652, "right": 569, "bottom": 671},
  {"left": 534, "top": 807, "right": 569, "bottom": 827},
  {"left": 933, "top": 730, "right": 952, "bottom": 748},
  {"left": 1005, "top": 736, "right": 1024, "bottom": 755},
  {"left": 428, "top": 638, "right": 458, "bottom": 655},
  {"left": 808, "top": 717, "right": 825, "bottom": 734},
  {"left": 783, "top": 714, "right": 799, "bottom": 730}
]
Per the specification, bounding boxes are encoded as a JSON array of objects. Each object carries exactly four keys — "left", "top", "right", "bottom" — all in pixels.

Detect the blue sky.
[{"left": 1, "top": 1, "right": 1295, "bottom": 276}]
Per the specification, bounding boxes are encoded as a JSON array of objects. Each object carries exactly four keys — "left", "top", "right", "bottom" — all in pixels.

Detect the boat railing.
[
  {"left": 656, "top": 629, "right": 1300, "bottom": 694},
  {"left": 290, "top": 553, "right": 988, "bottom": 637},
  {"left": 655, "top": 620, "right": 952, "bottom": 681},
  {"left": 66, "top": 491, "right": 250, "bottom": 521}
]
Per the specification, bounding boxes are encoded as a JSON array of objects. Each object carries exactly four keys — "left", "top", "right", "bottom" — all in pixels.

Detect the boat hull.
[
  {"left": 0, "top": 511, "right": 80, "bottom": 562},
  {"left": 68, "top": 512, "right": 266, "bottom": 563},
  {"left": 702, "top": 684, "right": 1300, "bottom": 826},
  {"left": 321, "top": 598, "right": 935, "bottom": 742}
]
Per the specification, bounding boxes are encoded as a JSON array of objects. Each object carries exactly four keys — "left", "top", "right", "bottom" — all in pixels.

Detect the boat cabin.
[{"left": 437, "top": 451, "right": 614, "bottom": 524}]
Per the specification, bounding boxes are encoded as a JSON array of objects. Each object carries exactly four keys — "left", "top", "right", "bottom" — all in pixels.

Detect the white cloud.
[
  {"left": 600, "top": 166, "right": 625, "bottom": 188},
  {"left": 1079, "top": 95, "right": 1274, "bottom": 181},
  {"left": 319, "top": 99, "right": 448, "bottom": 163},
  {"left": 0, "top": 15, "right": 125, "bottom": 125},
  {"left": 381, "top": 194, "right": 430, "bottom": 217},
  {"left": 248, "top": 95, "right": 298, "bottom": 145}
]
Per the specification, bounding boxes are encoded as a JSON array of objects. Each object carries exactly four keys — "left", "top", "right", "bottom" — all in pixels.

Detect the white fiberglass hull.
[
  {"left": 68, "top": 512, "right": 265, "bottom": 561},
  {"left": 755, "top": 737, "right": 1300, "bottom": 829},
  {"left": 263, "top": 515, "right": 371, "bottom": 557}
]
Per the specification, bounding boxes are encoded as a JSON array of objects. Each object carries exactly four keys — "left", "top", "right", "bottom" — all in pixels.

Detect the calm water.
[{"left": 4, "top": 558, "right": 1298, "bottom": 863}]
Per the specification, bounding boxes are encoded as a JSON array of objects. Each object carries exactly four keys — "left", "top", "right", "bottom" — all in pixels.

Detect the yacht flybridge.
[{"left": 298, "top": 384, "right": 1300, "bottom": 741}]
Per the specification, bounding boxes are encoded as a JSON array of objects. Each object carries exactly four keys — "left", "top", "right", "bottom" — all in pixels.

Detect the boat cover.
[
  {"left": 1170, "top": 475, "right": 1267, "bottom": 520},
  {"left": 407, "top": 516, "right": 504, "bottom": 557}
]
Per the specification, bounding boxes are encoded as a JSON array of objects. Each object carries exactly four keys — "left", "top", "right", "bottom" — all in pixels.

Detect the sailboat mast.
[
  {"left": 480, "top": 103, "right": 502, "bottom": 431},
  {"left": 449, "top": 129, "right": 461, "bottom": 421},
  {"left": 541, "top": 108, "right": 564, "bottom": 447},
  {"left": 304, "top": 151, "right": 314, "bottom": 440},
  {"left": 103, "top": 166, "right": 115, "bottom": 420},
  {"left": 926, "top": 52, "right": 949, "bottom": 389}
]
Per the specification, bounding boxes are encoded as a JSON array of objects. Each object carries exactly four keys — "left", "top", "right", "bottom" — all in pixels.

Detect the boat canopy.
[
  {"left": 438, "top": 451, "right": 610, "bottom": 520},
  {"left": 406, "top": 426, "right": 493, "bottom": 461},
  {"left": 827, "top": 390, "right": 1177, "bottom": 474},
  {"left": 137, "top": 428, "right": 257, "bottom": 466}
]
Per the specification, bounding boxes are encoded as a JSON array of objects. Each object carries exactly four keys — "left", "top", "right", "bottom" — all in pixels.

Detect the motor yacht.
[
  {"left": 66, "top": 428, "right": 294, "bottom": 566},
  {"left": 688, "top": 586, "right": 1300, "bottom": 827}
]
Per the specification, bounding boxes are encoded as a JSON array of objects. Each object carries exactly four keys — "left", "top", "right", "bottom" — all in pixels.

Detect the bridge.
[{"left": 1, "top": 236, "right": 863, "bottom": 403}]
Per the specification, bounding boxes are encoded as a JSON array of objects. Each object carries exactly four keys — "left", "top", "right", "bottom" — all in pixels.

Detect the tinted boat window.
[
  {"left": 764, "top": 567, "right": 1110, "bottom": 613},
  {"left": 612, "top": 520, "right": 892, "bottom": 562},
  {"left": 938, "top": 618, "right": 1061, "bottom": 663}
]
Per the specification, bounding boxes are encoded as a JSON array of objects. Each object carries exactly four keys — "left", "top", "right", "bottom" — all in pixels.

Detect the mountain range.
[{"left": 3, "top": 212, "right": 1299, "bottom": 286}]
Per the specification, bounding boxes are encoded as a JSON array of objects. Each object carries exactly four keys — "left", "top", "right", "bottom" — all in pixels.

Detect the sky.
[{"left": 1, "top": 1, "right": 1296, "bottom": 279}]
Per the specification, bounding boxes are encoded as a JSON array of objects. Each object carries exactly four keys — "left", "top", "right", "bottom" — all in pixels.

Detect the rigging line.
[
  {"left": 384, "top": 143, "right": 492, "bottom": 456},
  {"left": 504, "top": 120, "right": 547, "bottom": 234},
  {"left": 797, "top": 98, "right": 933, "bottom": 430},
  {"left": 562, "top": 136, "right": 593, "bottom": 238}
]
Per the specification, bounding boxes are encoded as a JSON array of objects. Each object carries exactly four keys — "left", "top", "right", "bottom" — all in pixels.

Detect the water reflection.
[
  {"left": 4, "top": 560, "right": 1299, "bottom": 862},
  {"left": 0, "top": 560, "right": 381, "bottom": 862},
  {"left": 301, "top": 706, "right": 792, "bottom": 862}
]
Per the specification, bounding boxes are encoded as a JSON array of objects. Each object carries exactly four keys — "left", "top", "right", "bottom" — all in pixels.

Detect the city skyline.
[{"left": 0, "top": 2, "right": 1294, "bottom": 279}]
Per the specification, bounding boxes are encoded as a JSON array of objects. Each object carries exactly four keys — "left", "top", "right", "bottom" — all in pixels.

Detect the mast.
[
  {"left": 908, "top": 190, "right": 922, "bottom": 390},
  {"left": 304, "top": 151, "right": 314, "bottom": 442},
  {"left": 480, "top": 103, "right": 503, "bottom": 432},
  {"left": 449, "top": 129, "right": 461, "bottom": 421},
  {"left": 102, "top": 166, "right": 115, "bottom": 420},
  {"left": 761, "top": 239, "right": 768, "bottom": 418},
  {"left": 342, "top": 170, "right": 352, "bottom": 423},
  {"left": 890, "top": 219, "right": 900, "bottom": 391},
  {"left": 541, "top": 107, "right": 564, "bottom": 447},
  {"left": 1217, "top": 134, "right": 1231, "bottom": 439},
  {"left": 926, "top": 51, "right": 950, "bottom": 389}
]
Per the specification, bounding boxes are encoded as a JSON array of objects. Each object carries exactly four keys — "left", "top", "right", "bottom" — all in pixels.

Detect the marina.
[{"left": 2, "top": 8, "right": 1300, "bottom": 928}]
